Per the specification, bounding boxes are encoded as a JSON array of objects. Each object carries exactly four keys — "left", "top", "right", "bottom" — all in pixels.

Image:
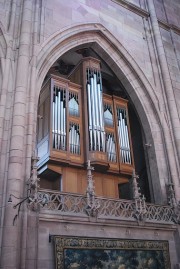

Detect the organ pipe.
[
  {"left": 69, "top": 123, "right": 80, "bottom": 155},
  {"left": 52, "top": 87, "right": 66, "bottom": 150},
  {"left": 87, "top": 68, "right": 105, "bottom": 152},
  {"left": 117, "top": 108, "right": 131, "bottom": 164},
  {"left": 106, "top": 133, "right": 116, "bottom": 162}
]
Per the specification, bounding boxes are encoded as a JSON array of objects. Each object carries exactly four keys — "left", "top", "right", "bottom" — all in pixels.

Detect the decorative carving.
[
  {"left": 27, "top": 155, "right": 49, "bottom": 211},
  {"left": 85, "top": 160, "right": 100, "bottom": 217},
  {"left": 132, "top": 170, "right": 147, "bottom": 223},
  {"left": 167, "top": 183, "right": 180, "bottom": 224},
  {"left": 38, "top": 189, "right": 174, "bottom": 224}
]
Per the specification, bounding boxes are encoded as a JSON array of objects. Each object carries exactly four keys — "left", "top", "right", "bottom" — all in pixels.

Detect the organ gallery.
[{"left": 37, "top": 56, "right": 137, "bottom": 198}]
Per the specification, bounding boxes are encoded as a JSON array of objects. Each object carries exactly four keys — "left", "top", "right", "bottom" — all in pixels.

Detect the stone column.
[
  {"left": 0, "top": 1, "right": 34, "bottom": 268},
  {"left": 22, "top": 0, "right": 40, "bottom": 266},
  {"left": 0, "top": 44, "right": 13, "bottom": 267},
  {"left": 147, "top": 0, "right": 180, "bottom": 198}
]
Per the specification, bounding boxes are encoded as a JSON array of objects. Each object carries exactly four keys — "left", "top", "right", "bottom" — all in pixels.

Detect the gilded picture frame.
[{"left": 53, "top": 236, "right": 171, "bottom": 269}]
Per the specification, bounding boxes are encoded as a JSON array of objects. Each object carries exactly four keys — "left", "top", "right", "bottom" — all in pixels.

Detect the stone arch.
[{"left": 36, "top": 23, "right": 175, "bottom": 203}]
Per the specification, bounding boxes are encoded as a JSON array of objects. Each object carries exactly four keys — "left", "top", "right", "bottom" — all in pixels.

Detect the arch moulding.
[{"left": 36, "top": 23, "right": 178, "bottom": 203}]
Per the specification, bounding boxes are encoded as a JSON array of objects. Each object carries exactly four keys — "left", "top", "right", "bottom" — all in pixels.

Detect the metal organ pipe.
[
  {"left": 52, "top": 96, "right": 55, "bottom": 148},
  {"left": 63, "top": 105, "right": 66, "bottom": 150},
  {"left": 69, "top": 123, "right": 80, "bottom": 155},
  {"left": 106, "top": 134, "right": 116, "bottom": 162},
  {"left": 87, "top": 83, "right": 93, "bottom": 151},
  {"left": 122, "top": 117, "right": 128, "bottom": 162},
  {"left": 58, "top": 89, "right": 61, "bottom": 149},
  {"left": 93, "top": 73, "right": 100, "bottom": 151},
  {"left": 87, "top": 68, "right": 105, "bottom": 152},
  {"left": 52, "top": 87, "right": 66, "bottom": 151},
  {"left": 120, "top": 113, "right": 127, "bottom": 162},
  {"left": 117, "top": 110, "right": 124, "bottom": 163},
  {"left": 125, "top": 125, "right": 131, "bottom": 163},
  {"left": 117, "top": 108, "right": 131, "bottom": 164},
  {"left": 54, "top": 88, "right": 57, "bottom": 149}
]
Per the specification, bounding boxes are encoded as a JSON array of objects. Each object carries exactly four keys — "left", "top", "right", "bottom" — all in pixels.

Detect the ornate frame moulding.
[{"left": 52, "top": 235, "right": 171, "bottom": 269}]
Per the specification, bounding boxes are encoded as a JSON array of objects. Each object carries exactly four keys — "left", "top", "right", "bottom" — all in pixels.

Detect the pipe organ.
[{"left": 37, "top": 57, "right": 134, "bottom": 198}]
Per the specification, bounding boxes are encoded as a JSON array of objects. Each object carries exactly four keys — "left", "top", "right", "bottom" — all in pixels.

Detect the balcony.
[{"left": 37, "top": 189, "right": 175, "bottom": 226}]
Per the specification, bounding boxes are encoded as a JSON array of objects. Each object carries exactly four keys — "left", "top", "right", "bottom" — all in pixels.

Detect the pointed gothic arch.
[{"left": 35, "top": 23, "right": 176, "bottom": 204}]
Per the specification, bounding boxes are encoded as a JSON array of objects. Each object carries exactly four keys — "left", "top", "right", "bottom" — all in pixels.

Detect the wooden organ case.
[{"left": 37, "top": 57, "right": 134, "bottom": 198}]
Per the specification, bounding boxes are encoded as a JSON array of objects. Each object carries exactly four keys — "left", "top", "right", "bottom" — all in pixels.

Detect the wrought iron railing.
[{"left": 38, "top": 190, "right": 175, "bottom": 224}]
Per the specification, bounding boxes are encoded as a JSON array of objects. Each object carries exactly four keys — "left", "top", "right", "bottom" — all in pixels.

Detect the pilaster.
[{"left": 0, "top": 1, "right": 34, "bottom": 268}]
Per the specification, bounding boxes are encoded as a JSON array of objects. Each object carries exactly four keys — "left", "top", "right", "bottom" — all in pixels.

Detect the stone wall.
[{"left": 0, "top": 0, "right": 180, "bottom": 268}]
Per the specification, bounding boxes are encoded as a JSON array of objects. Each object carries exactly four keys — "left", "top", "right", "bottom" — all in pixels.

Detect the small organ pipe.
[
  {"left": 58, "top": 90, "right": 61, "bottom": 149},
  {"left": 106, "top": 134, "right": 116, "bottom": 162},
  {"left": 63, "top": 106, "right": 66, "bottom": 150},
  {"left": 121, "top": 114, "right": 127, "bottom": 162},
  {"left": 126, "top": 125, "right": 131, "bottom": 163},
  {"left": 119, "top": 122, "right": 123, "bottom": 162},
  {"left": 60, "top": 94, "right": 62, "bottom": 148},
  {"left": 55, "top": 93, "right": 58, "bottom": 149},
  {"left": 69, "top": 128, "right": 71, "bottom": 152},
  {"left": 109, "top": 136, "right": 113, "bottom": 162},
  {"left": 119, "top": 115, "right": 124, "bottom": 162},
  {"left": 73, "top": 125, "right": 75, "bottom": 154},
  {"left": 116, "top": 108, "right": 131, "bottom": 164},
  {"left": 52, "top": 99, "right": 55, "bottom": 147},
  {"left": 121, "top": 113, "right": 127, "bottom": 162},
  {"left": 122, "top": 117, "right": 128, "bottom": 162}
]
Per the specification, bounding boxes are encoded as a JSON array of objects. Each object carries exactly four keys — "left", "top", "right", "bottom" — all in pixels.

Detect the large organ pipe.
[
  {"left": 87, "top": 68, "right": 105, "bottom": 152},
  {"left": 119, "top": 111, "right": 125, "bottom": 163},
  {"left": 52, "top": 87, "right": 66, "bottom": 151},
  {"left": 118, "top": 111, "right": 124, "bottom": 162},
  {"left": 122, "top": 117, "right": 129, "bottom": 162},
  {"left": 97, "top": 83, "right": 105, "bottom": 152},
  {"left": 91, "top": 75, "right": 97, "bottom": 151},
  {"left": 87, "top": 83, "right": 93, "bottom": 151},
  {"left": 93, "top": 73, "right": 100, "bottom": 151},
  {"left": 120, "top": 113, "right": 127, "bottom": 162},
  {"left": 122, "top": 114, "right": 131, "bottom": 164},
  {"left": 52, "top": 96, "right": 55, "bottom": 148},
  {"left": 125, "top": 125, "right": 131, "bottom": 163},
  {"left": 55, "top": 92, "right": 58, "bottom": 149},
  {"left": 63, "top": 105, "right": 66, "bottom": 150},
  {"left": 60, "top": 93, "right": 63, "bottom": 149},
  {"left": 58, "top": 89, "right": 61, "bottom": 149}
]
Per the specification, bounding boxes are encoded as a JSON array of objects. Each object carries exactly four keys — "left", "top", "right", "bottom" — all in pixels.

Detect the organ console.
[{"left": 37, "top": 57, "right": 134, "bottom": 198}]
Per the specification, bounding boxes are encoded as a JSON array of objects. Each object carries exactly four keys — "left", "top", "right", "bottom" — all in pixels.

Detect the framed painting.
[{"left": 53, "top": 236, "right": 171, "bottom": 269}]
